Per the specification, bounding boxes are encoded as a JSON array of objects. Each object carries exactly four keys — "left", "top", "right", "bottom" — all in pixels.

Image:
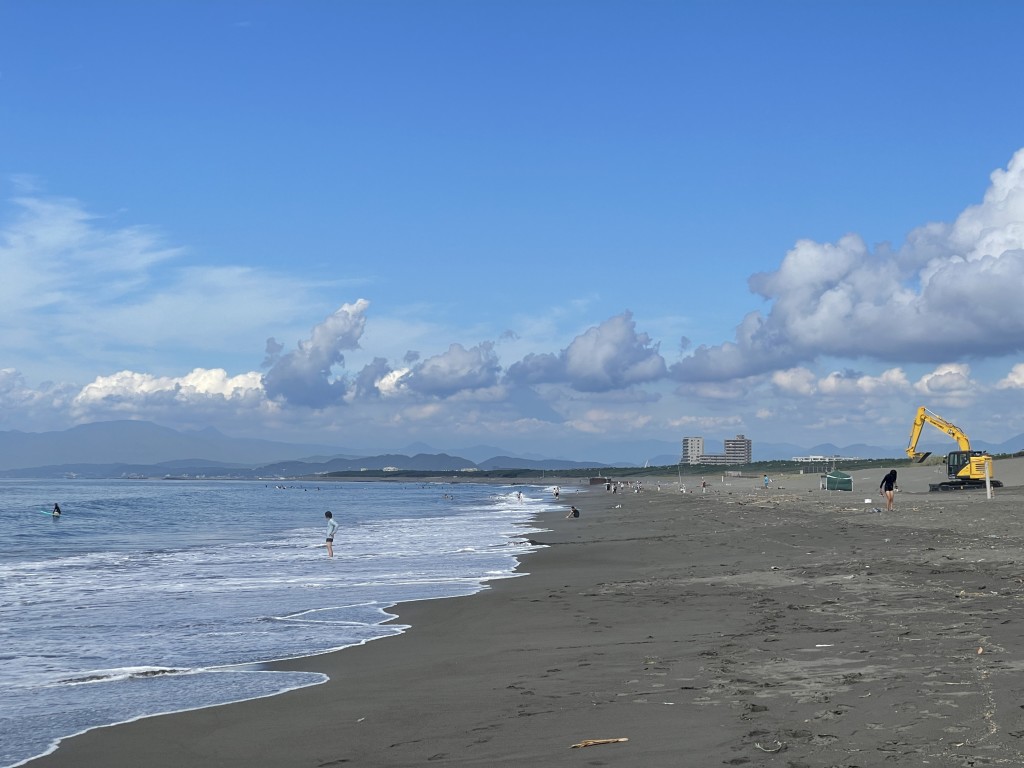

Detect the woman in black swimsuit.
[{"left": 879, "top": 470, "right": 898, "bottom": 511}]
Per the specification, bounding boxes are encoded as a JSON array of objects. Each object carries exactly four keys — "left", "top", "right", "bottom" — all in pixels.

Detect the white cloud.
[
  {"left": 91, "top": 266, "right": 328, "bottom": 352},
  {"left": 375, "top": 366, "right": 410, "bottom": 397},
  {"left": 506, "top": 311, "right": 667, "bottom": 392},
  {"left": 74, "top": 368, "right": 263, "bottom": 404},
  {"left": 262, "top": 300, "right": 370, "bottom": 408},
  {"left": 770, "top": 366, "right": 910, "bottom": 398},
  {"left": 564, "top": 313, "right": 666, "bottom": 391},
  {"left": 913, "top": 363, "right": 975, "bottom": 398},
  {"left": 71, "top": 368, "right": 265, "bottom": 414},
  {"left": 996, "top": 362, "right": 1024, "bottom": 390},
  {"left": 0, "top": 369, "right": 75, "bottom": 429},
  {"left": 818, "top": 367, "right": 911, "bottom": 396},
  {"left": 673, "top": 149, "right": 1024, "bottom": 381},
  {"left": 0, "top": 192, "right": 341, "bottom": 381},
  {"left": 1, "top": 196, "right": 181, "bottom": 303},
  {"left": 771, "top": 367, "right": 817, "bottom": 396},
  {"left": 399, "top": 342, "right": 502, "bottom": 397},
  {"left": 65, "top": 367, "right": 273, "bottom": 428}
]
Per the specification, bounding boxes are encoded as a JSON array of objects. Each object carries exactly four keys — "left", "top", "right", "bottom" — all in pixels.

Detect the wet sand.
[{"left": 26, "top": 459, "right": 1024, "bottom": 767}]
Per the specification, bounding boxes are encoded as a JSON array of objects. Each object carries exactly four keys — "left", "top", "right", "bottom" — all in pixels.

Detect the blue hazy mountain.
[{"left": 0, "top": 420, "right": 342, "bottom": 472}]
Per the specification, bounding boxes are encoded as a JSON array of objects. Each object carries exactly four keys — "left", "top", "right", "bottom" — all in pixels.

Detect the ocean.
[{"left": 0, "top": 478, "right": 553, "bottom": 767}]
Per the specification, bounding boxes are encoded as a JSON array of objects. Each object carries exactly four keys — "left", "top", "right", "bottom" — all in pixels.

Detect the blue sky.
[{"left": 3, "top": 0, "right": 1024, "bottom": 461}]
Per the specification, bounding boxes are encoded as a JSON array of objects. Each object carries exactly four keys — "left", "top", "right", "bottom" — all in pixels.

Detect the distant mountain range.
[
  {"left": 0, "top": 421, "right": 618, "bottom": 478},
  {"left": 0, "top": 421, "right": 343, "bottom": 471},
  {"left": 0, "top": 420, "right": 1021, "bottom": 478}
]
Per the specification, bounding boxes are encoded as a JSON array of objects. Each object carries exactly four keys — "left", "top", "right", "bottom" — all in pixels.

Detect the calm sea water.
[{"left": 0, "top": 478, "right": 553, "bottom": 767}]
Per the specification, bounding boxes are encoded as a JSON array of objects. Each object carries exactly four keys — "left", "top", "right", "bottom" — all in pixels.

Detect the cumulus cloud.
[
  {"left": 506, "top": 311, "right": 667, "bottom": 392},
  {"left": 819, "top": 367, "right": 912, "bottom": 396},
  {"left": 351, "top": 357, "right": 394, "bottom": 400},
  {"left": 771, "top": 366, "right": 912, "bottom": 398},
  {"left": 771, "top": 367, "right": 817, "bottom": 396},
  {"left": 75, "top": 368, "right": 263, "bottom": 402},
  {"left": 68, "top": 368, "right": 267, "bottom": 425},
  {"left": 913, "top": 363, "right": 975, "bottom": 398},
  {"left": 673, "top": 149, "right": 1024, "bottom": 382},
  {"left": 262, "top": 300, "right": 369, "bottom": 408},
  {"left": 0, "top": 369, "right": 75, "bottom": 428},
  {"left": 399, "top": 342, "right": 501, "bottom": 397},
  {"left": 74, "top": 368, "right": 262, "bottom": 402},
  {"left": 262, "top": 338, "right": 285, "bottom": 368},
  {"left": 996, "top": 362, "right": 1024, "bottom": 390}
]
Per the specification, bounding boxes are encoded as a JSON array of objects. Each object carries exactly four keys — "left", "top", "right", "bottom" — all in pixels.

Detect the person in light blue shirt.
[{"left": 325, "top": 511, "right": 339, "bottom": 558}]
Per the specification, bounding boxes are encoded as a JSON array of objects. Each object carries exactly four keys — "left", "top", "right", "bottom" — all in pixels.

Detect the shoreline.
[
  {"left": 2, "top": 480, "right": 550, "bottom": 768},
  {"left": 25, "top": 460, "right": 1024, "bottom": 767}
]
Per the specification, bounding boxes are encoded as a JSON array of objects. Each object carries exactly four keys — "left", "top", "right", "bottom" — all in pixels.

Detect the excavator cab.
[
  {"left": 947, "top": 451, "right": 973, "bottom": 480},
  {"left": 943, "top": 450, "right": 998, "bottom": 487}
]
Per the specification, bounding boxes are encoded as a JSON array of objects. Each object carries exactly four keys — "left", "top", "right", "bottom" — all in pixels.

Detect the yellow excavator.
[{"left": 905, "top": 406, "right": 1002, "bottom": 491}]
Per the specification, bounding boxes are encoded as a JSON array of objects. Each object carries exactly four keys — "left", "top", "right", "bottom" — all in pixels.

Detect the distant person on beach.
[
  {"left": 52, "top": 503, "right": 61, "bottom": 517},
  {"left": 879, "top": 470, "right": 898, "bottom": 511},
  {"left": 324, "top": 511, "right": 339, "bottom": 557},
  {"left": 565, "top": 505, "right": 580, "bottom": 519},
  {"left": 763, "top": 474, "right": 771, "bottom": 489}
]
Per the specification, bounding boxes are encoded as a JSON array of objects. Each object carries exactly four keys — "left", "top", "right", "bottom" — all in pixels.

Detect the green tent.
[{"left": 825, "top": 470, "right": 853, "bottom": 491}]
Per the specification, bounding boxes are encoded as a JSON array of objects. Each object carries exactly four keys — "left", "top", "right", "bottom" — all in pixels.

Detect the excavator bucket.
[{"left": 912, "top": 452, "right": 932, "bottom": 463}]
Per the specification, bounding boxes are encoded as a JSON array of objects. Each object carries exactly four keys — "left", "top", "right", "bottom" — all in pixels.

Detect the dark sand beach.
[{"left": 27, "top": 459, "right": 1024, "bottom": 767}]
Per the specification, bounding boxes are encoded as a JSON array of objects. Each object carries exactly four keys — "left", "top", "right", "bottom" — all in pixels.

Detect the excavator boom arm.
[{"left": 905, "top": 406, "right": 972, "bottom": 462}]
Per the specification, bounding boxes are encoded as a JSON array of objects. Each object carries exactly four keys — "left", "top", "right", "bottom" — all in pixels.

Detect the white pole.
[{"left": 985, "top": 459, "right": 992, "bottom": 500}]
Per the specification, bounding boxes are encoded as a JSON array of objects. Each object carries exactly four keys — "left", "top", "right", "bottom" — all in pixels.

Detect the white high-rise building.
[{"left": 680, "top": 437, "right": 704, "bottom": 465}]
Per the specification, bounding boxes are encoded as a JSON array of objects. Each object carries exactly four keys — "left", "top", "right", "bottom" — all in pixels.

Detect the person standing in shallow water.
[
  {"left": 324, "top": 511, "right": 339, "bottom": 557},
  {"left": 879, "top": 470, "right": 898, "bottom": 511}
]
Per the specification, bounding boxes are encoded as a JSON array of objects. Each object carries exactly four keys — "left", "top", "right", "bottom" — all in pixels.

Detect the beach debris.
[
  {"left": 754, "top": 740, "right": 785, "bottom": 753},
  {"left": 569, "top": 738, "right": 629, "bottom": 749},
  {"left": 978, "top": 646, "right": 985, "bottom": 654}
]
